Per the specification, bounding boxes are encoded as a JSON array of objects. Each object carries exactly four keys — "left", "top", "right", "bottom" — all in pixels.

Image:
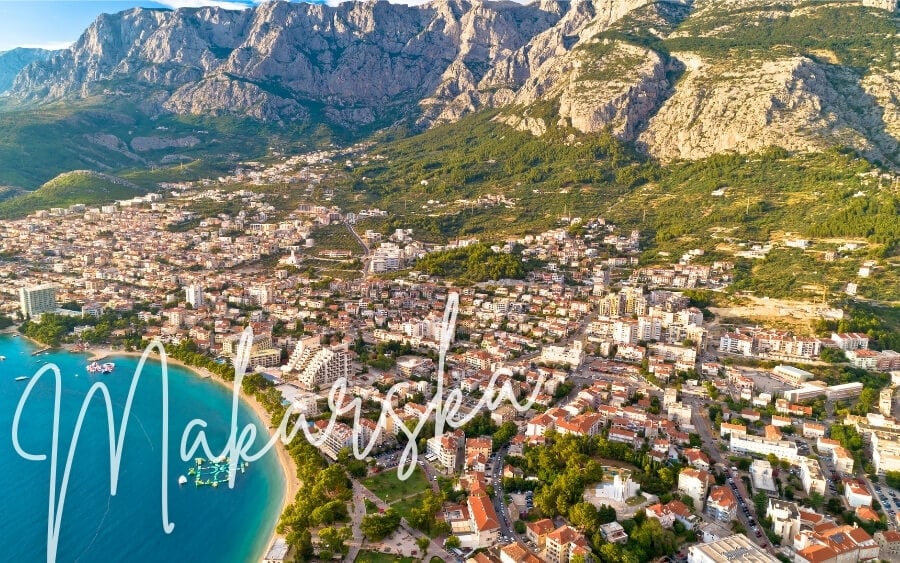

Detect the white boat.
[
  {"left": 87, "top": 362, "right": 102, "bottom": 373},
  {"left": 0, "top": 355, "right": 6, "bottom": 360},
  {"left": 178, "top": 475, "right": 188, "bottom": 486},
  {"left": 101, "top": 362, "right": 115, "bottom": 373},
  {"left": 15, "top": 376, "right": 28, "bottom": 381}
]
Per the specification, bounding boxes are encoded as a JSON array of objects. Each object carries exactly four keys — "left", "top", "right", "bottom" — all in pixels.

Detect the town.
[{"left": 2, "top": 153, "right": 900, "bottom": 563}]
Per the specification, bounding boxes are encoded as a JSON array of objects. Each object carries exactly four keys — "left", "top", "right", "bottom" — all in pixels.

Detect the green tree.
[
  {"left": 317, "top": 526, "right": 351, "bottom": 556},
  {"left": 361, "top": 509, "right": 402, "bottom": 541},
  {"left": 753, "top": 492, "right": 768, "bottom": 515}
]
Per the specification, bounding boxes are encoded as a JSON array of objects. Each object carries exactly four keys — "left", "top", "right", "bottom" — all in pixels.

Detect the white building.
[
  {"left": 283, "top": 335, "right": 351, "bottom": 390},
  {"left": 185, "top": 283, "right": 204, "bottom": 308},
  {"left": 872, "top": 432, "right": 900, "bottom": 475},
  {"left": 729, "top": 434, "right": 798, "bottom": 462},
  {"left": 844, "top": 481, "right": 873, "bottom": 508},
  {"left": 678, "top": 468, "right": 713, "bottom": 510},
  {"left": 595, "top": 473, "right": 640, "bottom": 503},
  {"left": 540, "top": 340, "right": 584, "bottom": 368},
  {"left": 19, "top": 283, "right": 57, "bottom": 319},
  {"left": 799, "top": 456, "right": 826, "bottom": 496},
  {"left": 687, "top": 534, "right": 779, "bottom": 563},
  {"left": 370, "top": 242, "right": 404, "bottom": 273}
]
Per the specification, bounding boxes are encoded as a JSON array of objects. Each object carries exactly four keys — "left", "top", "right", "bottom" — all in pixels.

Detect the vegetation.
[
  {"left": 361, "top": 509, "right": 402, "bottom": 541},
  {"left": 415, "top": 243, "right": 525, "bottom": 283},
  {"left": 354, "top": 550, "right": 417, "bottom": 563},
  {"left": 362, "top": 466, "right": 430, "bottom": 504},
  {"left": 276, "top": 440, "right": 353, "bottom": 560},
  {"left": 664, "top": 6, "right": 898, "bottom": 72}
]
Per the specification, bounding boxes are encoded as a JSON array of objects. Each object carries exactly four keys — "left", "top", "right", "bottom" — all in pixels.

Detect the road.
[
  {"left": 689, "top": 397, "right": 775, "bottom": 553},
  {"left": 344, "top": 220, "right": 370, "bottom": 276},
  {"left": 490, "top": 444, "right": 514, "bottom": 539}
]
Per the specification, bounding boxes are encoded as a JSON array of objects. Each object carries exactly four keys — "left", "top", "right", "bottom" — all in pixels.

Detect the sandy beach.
[{"left": 68, "top": 343, "right": 301, "bottom": 560}]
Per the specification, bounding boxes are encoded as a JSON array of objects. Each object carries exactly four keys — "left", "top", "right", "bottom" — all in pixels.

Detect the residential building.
[
  {"left": 545, "top": 525, "right": 590, "bottom": 563},
  {"left": 678, "top": 468, "right": 713, "bottom": 510},
  {"left": 875, "top": 530, "right": 900, "bottom": 562},
  {"left": 525, "top": 518, "right": 555, "bottom": 548},
  {"left": 766, "top": 499, "right": 800, "bottom": 545},
  {"left": 794, "top": 523, "right": 878, "bottom": 563},
  {"left": 499, "top": 542, "right": 543, "bottom": 563},
  {"left": 19, "top": 283, "right": 57, "bottom": 318},
  {"left": 729, "top": 434, "right": 798, "bottom": 462},
  {"left": 466, "top": 482, "right": 500, "bottom": 548},
  {"left": 599, "top": 521, "right": 628, "bottom": 545},
  {"left": 844, "top": 480, "right": 873, "bottom": 508},
  {"left": 831, "top": 333, "right": 870, "bottom": 351},
  {"left": 284, "top": 336, "right": 352, "bottom": 390},
  {"left": 800, "top": 456, "right": 827, "bottom": 496},
  {"left": 832, "top": 447, "right": 855, "bottom": 473},
  {"left": 185, "top": 283, "right": 204, "bottom": 308},
  {"left": 706, "top": 485, "right": 737, "bottom": 523}
]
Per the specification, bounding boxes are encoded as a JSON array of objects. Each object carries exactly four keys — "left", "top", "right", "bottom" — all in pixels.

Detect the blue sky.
[{"left": 0, "top": 1, "right": 288, "bottom": 52}]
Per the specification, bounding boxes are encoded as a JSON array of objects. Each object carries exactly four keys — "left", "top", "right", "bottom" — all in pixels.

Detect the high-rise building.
[
  {"left": 881, "top": 387, "right": 895, "bottom": 416},
  {"left": 185, "top": 283, "right": 204, "bottom": 308},
  {"left": 283, "top": 335, "right": 351, "bottom": 390},
  {"left": 19, "top": 284, "right": 57, "bottom": 319}
]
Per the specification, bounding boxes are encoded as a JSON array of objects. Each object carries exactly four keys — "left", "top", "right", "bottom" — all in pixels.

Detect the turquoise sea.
[{"left": 0, "top": 334, "right": 285, "bottom": 562}]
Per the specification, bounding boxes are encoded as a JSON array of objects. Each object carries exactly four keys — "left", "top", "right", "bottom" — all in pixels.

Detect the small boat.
[
  {"left": 87, "top": 361, "right": 102, "bottom": 373},
  {"left": 101, "top": 362, "right": 115, "bottom": 373},
  {"left": 15, "top": 376, "right": 29, "bottom": 382},
  {"left": 178, "top": 475, "right": 188, "bottom": 486},
  {"left": 0, "top": 355, "right": 6, "bottom": 360}
]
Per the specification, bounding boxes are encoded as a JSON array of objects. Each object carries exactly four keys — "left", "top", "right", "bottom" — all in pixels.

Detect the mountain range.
[
  {"left": 2, "top": 0, "right": 898, "bottom": 174},
  {"left": 0, "top": 47, "right": 55, "bottom": 93}
]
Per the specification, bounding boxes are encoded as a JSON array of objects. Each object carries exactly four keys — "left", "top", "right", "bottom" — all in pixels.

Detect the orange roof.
[
  {"left": 855, "top": 506, "right": 879, "bottom": 522},
  {"left": 708, "top": 485, "right": 737, "bottom": 509},
  {"left": 798, "top": 543, "right": 837, "bottom": 563},
  {"left": 547, "top": 525, "right": 583, "bottom": 546},
  {"left": 467, "top": 489, "right": 500, "bottom": 532},
  {"left": 526, "top": 518, "right": 555, "bottom": 536}
]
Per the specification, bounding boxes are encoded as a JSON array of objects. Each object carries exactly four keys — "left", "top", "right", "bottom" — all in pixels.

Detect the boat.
[
  {"left": 86, "top": 362, "right": 102, "bottom": 373},
  {"left": 101, "top": 362, "right": 115, "bottom": 373},
  {"left": 0, "top": 355, "right": 6, "bottom": 360},
  {"left": 178, "top": 475, "right": 188, "bottom": 486},
  {"left": 15, "top": 376, "right": 29, "bottom": 381}
]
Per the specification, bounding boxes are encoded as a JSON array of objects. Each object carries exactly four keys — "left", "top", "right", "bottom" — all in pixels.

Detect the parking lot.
[{"left": 868, "top": 478, "right": 900, "bottom": 529}]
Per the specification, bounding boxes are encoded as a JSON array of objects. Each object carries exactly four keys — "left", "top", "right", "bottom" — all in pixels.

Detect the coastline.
[{"left": 68, "top": 343, "right": 301, "bottom": 561}]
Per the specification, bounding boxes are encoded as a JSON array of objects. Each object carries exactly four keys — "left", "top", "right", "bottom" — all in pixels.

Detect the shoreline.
[{"left": 60, "top": 341, "right": 300, "bottom": 561}]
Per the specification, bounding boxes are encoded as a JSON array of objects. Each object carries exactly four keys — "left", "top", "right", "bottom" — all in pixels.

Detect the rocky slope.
[
  {"left": 0, "top": 48, "right": 55, "bottom": 93},
  {"left": 5, "top": 0, "right": 900, "bottom": 165}
]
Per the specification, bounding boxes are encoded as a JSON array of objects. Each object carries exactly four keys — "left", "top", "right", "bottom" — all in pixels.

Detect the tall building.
[
  {"left": 283, "top": 335, "right": 351, "bottom": 390},
  {"left": 882, "top": 387, "right": 895, "bottom": 417},
  {"left": 185, "top": 283, "right": 204, "bottom": 308},
  {"left": 19, "top": 284, "right": 57, "bottom": 319}
]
